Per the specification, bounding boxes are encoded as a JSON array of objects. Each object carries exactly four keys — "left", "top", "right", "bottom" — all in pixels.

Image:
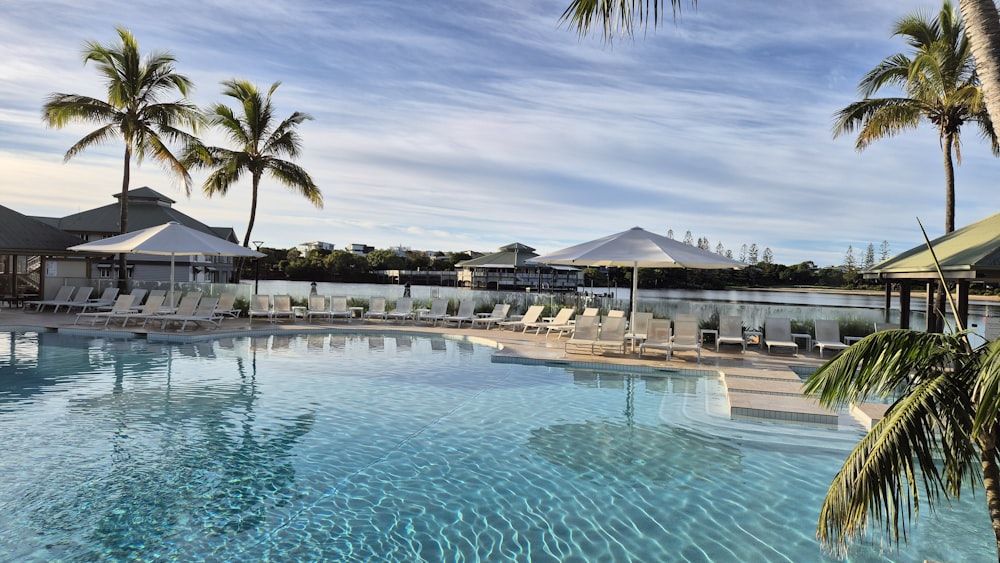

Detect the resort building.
[
  {"left": 455, "top": 242, "right": 582, "bottom": 291},
  {"left": 0, "top": 204, "right": 85, "bottom": 303}
]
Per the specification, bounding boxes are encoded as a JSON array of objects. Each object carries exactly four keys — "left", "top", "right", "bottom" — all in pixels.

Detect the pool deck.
[{"left": 1, "top": 307, "right": 881, "bottom": 430}]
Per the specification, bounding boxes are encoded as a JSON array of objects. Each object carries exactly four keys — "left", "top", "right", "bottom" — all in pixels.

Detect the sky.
[{"left": 2, "top": 0, "right": 998, "bottom": 267}]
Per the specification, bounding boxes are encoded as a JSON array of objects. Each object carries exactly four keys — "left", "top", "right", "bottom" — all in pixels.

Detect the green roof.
[
  {"left": 457, "top": 242, "right": 538, "bottom": 268},
  {"left": 866, "top": 212, "right": 1000, "bottom": 280}
]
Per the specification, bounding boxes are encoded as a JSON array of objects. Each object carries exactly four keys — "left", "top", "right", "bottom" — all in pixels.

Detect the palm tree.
[
  {"left": 42, "top": 27, "right": 200, "bottom": 277},
  {"left": 958, "top": 0, "right": 1000, "bottom": 141},
  {"left": 803, "top": 325, "right": 1000, "bottom": 560},
  {"left": 834, "top": 2, "right": 998, "bottom": 235},
  {"left": 184, "top": 80, "right": 322, "bottom": 248}
]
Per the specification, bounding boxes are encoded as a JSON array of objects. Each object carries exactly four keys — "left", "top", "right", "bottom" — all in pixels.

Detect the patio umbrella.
[
  {"left": 68, "top": 221, "right": 265, "bottom": 305},
  {"left": 529, "top": 227, "right": 744, "bottom": 340}
]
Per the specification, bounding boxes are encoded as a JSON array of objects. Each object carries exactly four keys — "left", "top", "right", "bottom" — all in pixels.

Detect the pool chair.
[
  {"left": 73, "top": 287, "right": 120, "bottom": 314},
  {"left": 306, "top": 295, "right": 331, "bottom": 324},
  {"left": 592, "top": 315, "right": 627, "bottom": 355},
  {"left": 471, "top": 303, "right": 510, "bottom": 329},
  {"left": 716, "top": 316, "right": 747, "bottom": 353},
  {"left": 329, "top": 296, "right": 353, "bottom": 323},
  {"left": 443, "top": 299, "right": 477, "bottom": 328},
  {"left": 498, "top": 305, "right": 544, "bottom": 332},
  {"left": 764, "top": 317, "right": 798, "bottom": 355},
  {"left": 25, "top": 285, "right": 76, "bottom": 312},
  {"left": 364, "top": 296, "right": 388, "bottom": 322},
  {"left": 669, "top": 319, "right": 702, "bottom": 363},
  {"left": 534, "top": 307, "right": 576, "bottom": 338},
  {"left": 271, "top": 295, "right": 296, "bottom": 323},
  {"left": 108, "top": 294, "right": 166, "bottom": 327},
  {"left": 150, "top": 292, "right": 202, "bottom": 329},
  {"left": 607, "top": 309, "right": 626, "bottom": 318},
  {"left": 52, "top": 286, "right": 93, "bottom": 313},
  {"left": 127, "top": 288, "right": 148, "bottom": 308},
  {"left": 564, "top": 315, "right": 600, "bottom": 354},
  {"left": 248, "top": 294, "right": 273, "bottom": 324},
  {"left": 639, "top": 319, "right": 673, "bottom": 359},
  {"left": 73, "top": 294, "right": 135, "bottom": 326},
  {"left": 163, "top": 297, "right": 221, "bottom": 332},
  {"left": 627, "top": 311, "right": 653, "bottom": 352},
  {"left": 214, "top": 292, "right": 240, "bottom": 319},
  {"left": 813, "top": 319, "right": 850, "bottom": 358},
  {"left": 386, "top": 297, "right": 415, "bottom": 323},
  {"left": 420, "top": 298, "right": 450, "bottom": 326}
]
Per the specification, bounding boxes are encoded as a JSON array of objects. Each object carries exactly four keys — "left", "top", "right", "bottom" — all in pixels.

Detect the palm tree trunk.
[
  {"left": 959, "top": 0, "right": 1000, "bottom": 142},
  {"left": 242, "top": 173, "right": 261, "bottom": 248},
  {"left": 943, "top": 133, "right": 956, "bottom": 233},
  {"left": 978, "top": 424, "right": 1000, "bottom": 561},
  {"left": 117, "top": 146, "right": 131, "bottom": 291}
]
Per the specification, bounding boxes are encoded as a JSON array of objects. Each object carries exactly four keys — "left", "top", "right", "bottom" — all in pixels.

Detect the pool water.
[{"left": 0, "top": 331, "right": 992, "bottom": 562}]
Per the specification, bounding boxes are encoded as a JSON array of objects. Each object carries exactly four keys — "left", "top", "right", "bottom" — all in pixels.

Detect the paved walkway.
[{"left": 2, "top": 306, "right": 879, "bottom": 429}]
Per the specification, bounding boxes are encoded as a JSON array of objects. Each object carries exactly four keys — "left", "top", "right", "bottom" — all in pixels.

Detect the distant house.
[
  {"left": 456, "top": 242, "right": 582, "bottom": 291},
  {"left": 349, "top": 243, "right": 374, "bottom": 256},
  {"left": 0, "top": 204, "right": 85, "bottom": 301},
  {"left": 34, "top": 187, "right": 243, "bottom": 284},
  {"left": 297, "top": 241, "right": 335, "bottom": 254}
]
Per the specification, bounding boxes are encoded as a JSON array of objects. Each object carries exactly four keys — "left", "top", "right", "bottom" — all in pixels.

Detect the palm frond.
[{"left": 266, "top": 158, "right": 322, "bottom": 208}]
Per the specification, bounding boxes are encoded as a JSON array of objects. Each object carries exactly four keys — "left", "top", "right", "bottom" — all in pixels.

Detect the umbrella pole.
[
  {"left": 169, "top": 253, "right": 176, "bottom": 308},
  {"left": 631, "top": 261, "right": 638, "bottom": 340}
]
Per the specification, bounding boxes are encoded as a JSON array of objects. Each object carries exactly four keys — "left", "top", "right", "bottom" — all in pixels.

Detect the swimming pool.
[{"left": 0, "top": 330, "right": 991, "bottom": 562}]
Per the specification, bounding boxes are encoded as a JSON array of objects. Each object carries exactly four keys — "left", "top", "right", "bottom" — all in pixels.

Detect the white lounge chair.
[
  {"left": 470, "top": 303, "right": 510, "bottom": 329},
  {"left": 248, "top": 294, "right": 273, "bottom": 324},
  {"left": 306, "top": 295, "right": 331, "bottom": 323},
  {"left": 544, "top": 307, "right": 580, "bottom": 339},
  {"left": 669, "top": 319, "right": 702, "bottom": 362},
  {"left": 627, "top": 311, "right": 653, "bottom": 351},
  {"left": 443, "top": 299, "right": 477, "bottom": 328},
  {"left": 167, "top": 297, "right": 221, "bottom": 331},
  {"left": 639, "top": 319, "right": 673, "bottom": 359},
  {"left": 74, "top": 294, "right": 135, "bottom": 325},
  {"left": 386, "top": 297, "right": 414, "bottom": 323},
  {"left": 814, "top": 319, "right": 850, "bottom": 358},
  {"left": 592, "top": 315, "right": 627, "bottom": 355},
  {"left": 73, "top": 287, "right": 120, "bottom": 314},
  {"left": 764, "top": 317, "right": 798, "bottom": 355},
  {"left": 25, "top": 286, "right": 76, "bottom": 312},
  {"left": 214, "top": 292, "right": 240, "bottom": 319},
  {"left": 108, "top": 294, "right": 166, "bottom": 327},
  {"left": 329, "top": 296, "right": 353, "bottom": 323},
  {"left": 716, "top": 315, "right": 746, "bottom": 353},
  {"left": 272, "top": 295, "right": 296, "bottom": 323},
  {"left": 498, "top": 305, "right": 544, "bottom": 332},
  {"left": 152, "top": 292, "right": 202, "bottom": 329},
  {"left": 53, "top": 286, "right": 93, "bottom": 313},
  {"left": 420, "top": 298, "right": 450, "bottom": 326},
  {"left": 607, "top": 309, "right": 626, "bottom": 318},
  {"left": 565, "top": 315, "right": 600, "bottom": 354},
  {"left": 364, "top": 296, "right": 388, "bottom": 322}
]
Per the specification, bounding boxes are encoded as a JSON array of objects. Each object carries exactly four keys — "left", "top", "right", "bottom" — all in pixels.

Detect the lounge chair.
[
  {"left": 306, "top": 295, "right": 331, "bottom": 323},
  {"left": 627, "top": 311, "right": 653, "bottom": 351},
  {"left": 874, "top": 322, "right": 900, "bottom": 332},
  {"left": 544, "top": 307, "right": 580, "bottom": 339},
  {"left": 151, "top": 292, "right": 202, "bottom": 329},
  {"left": 522, "top": 307, "right": 573, "bottom": 337},
  {"left": 592, "top": 315, "right": 627, "bottom": 355},
  {"left": 814, "top": 319, "right": 850, "bottom": 358},
  {"left": 669, "top": 319, "right": 702, "bottom": 362},
  {"left": 443, "top": 299, "right": 477, "bottom": 328},
  {"left": 470, "top": 303, "right": 510, "bottom": 329},
  {"left": 73, "top": 294, "right": 135, "bottom": 326},
  {"left": 581, "top": 307, "right": 600, "bottom": 317},
  {"left": 607, "top": 309, "right": 626, "bottom": 318},
  {"left": 639, "top": 319, "right": 673, "bottom": 359},
  {"left": 386, "top": 297, "right": 414, "bottom": 323},
  {"left": 108, "top": 294, "right": 166, "bottom": 327},
  {"left": 364, "top": 296, "right": 388, "bottom": 322},
  {"left": 420, "top": 298, "right": 450, "bottom": 326},
  {"left": 132, "top": 289, "right": 166, "bottom": 311},
  {"left": 498, "top": 305, "right": 544, "bottom": 332},
  {"left": 214, "top": 292, "right": 240, "bottom": 319},
  {"left": 164, "top": 297, "right": 221, "bottom": 331},
  {"left": 73, "top": 287, "right": 120, "bottom": 314},
  {"left": 564, "top": 315, "right": 600, "bottom": 354},
  {"left": 25, "top": 286, "right": 76, "bottom": 312},
  {"left": 248, "top": 294, "right": 273, "bottom": 325},
  {"left": 764, "top": 317, "right": 798, "bottom": 355},
  {"left": 716, "top": 315, "right": 746, "bottom": 353},
  {"left": 329, "top": 296, "right": 353, "bottom": 323},
  {"left": 271, "top": 295, "right": 296, "bottom": 323},
  {"left": 127, "top": 288, "right": 148, "bottom": 308},
  {"left": 53, "top": 286, "right": 93, "bottom": 313}
]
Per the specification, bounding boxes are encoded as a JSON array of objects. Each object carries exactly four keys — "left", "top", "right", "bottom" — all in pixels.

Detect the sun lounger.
[
  {"left": 25, "top": 286, "right": 76, "bottom": 312},
  {"left": 165, "top": 297, "right": 221, "bottom": 331},
  {"left": 669, "top": 319, "right": 702, "bottom": 362},
  {"left": 248, "top": 294, "right": 272, "bottom": 324},
  {"left": 542, "top": 307, "right": 579, "bottom": 338},
  {"left": 564, "top": 315, "right": 600, "bottom": 354},
  {"left": 639, "top": 319, "right": 673, "bottom": 359},
  {"left": 213, "top": 292, "right": 240, "bottom": 319},
  {"left": 521, "top": 307, "right": 574, "bottom": 336},
  {"left": 592, "top": 315, "right": 627, "bottom": 355},
  {"left": 329, "top": 296, "right": 353, "bottom": 323},
  {"left": 107, "top": 294, "right": 166, "bottom": 327},
  {"left": 305, "top": 295, "right": 331, "bottom": 323},
  {"left": 627, "top": 311, "right": 653, "bottom": 351},
  {"left": 386, "top": 297, "right": 414, "bottom": 322},
  {"left": 764, "top": 317, "right": 798, "bottom": 355},
  {"left": 716, "top": 315, "right": 746, "bottom": 353},
  {"left": 364, "top": 296, "right": 388, "bottom": 321},
  {"left": 73, "top": 287, "right": 120, "bottom": 314},
  {"left": 470, "top": 303, "right": 510, "bottom": 329},
  {"left": 420, "top": 298, "right": 450, "bottom": 326},
  {"left": 443, "top": 299, "right": 477, "bottom": 328},
  {"left": 73, "top": 294, "right": 135, "bottom": 325},
  {"left": 271, "top": 295, "right": 296, "bottom": 323},
  {"left": 47, "top": 286, "right": 93, "bottom": 313},
  {"left": 498, "top": 305, "right": 544, "bottom": 332},
  {"left": 813, "top": 319, "right": 850, "bottom": 358},
  {"left": 150, "top": 292, "right": 202, "bottom": 329}
]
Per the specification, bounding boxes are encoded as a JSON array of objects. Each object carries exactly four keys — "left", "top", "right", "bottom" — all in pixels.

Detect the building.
[
  {"left": 349, "top": 243, "right": 374, "bottom": 256},
  {"left": 456, "top": 243, "right": 582, "bottom": 291},
  {"left": 297, "top": 241, "right": 336, "bottom": 254},
  {"left": 0, "top": 204, "right": 85, "bottom": 301}
]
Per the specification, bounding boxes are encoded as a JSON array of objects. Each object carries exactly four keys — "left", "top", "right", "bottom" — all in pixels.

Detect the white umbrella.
[
  {"left": 530, "top": 227, "right": 744, "bottom": 341},
  {"left": 69, "top": 221, "right": 265, "bottom": 305}
]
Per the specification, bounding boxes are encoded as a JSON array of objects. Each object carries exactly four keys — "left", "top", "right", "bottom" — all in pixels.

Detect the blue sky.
[{"left": 2, "top": 0, "right": 997, "bottom": 266}]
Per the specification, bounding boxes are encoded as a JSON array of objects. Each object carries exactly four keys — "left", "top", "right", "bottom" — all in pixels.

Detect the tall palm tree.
[
  {"left": 804, "top": 326, "right": 1000, "bottom": 560},
  {"left": 184, "top": 80, "right": 322, "bottom": 248},
  {"left": 833, "top": 1, "right": 998, "bottom": 235},
  {"left": 42, "top": 27, "right": 200, "bottom": 264},
  {"left": 958, "top": 0, "right": 1000, "bottom": 141}
]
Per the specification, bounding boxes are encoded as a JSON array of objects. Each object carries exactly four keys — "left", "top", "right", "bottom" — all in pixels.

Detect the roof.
[
  {"left": 0, "top": 205, "right": 84, "bottom": 254},
  {"left": 457, "top": 242, "right": 539, "bottom": 268},
  {"left": 865, "top": 212, "right": 1000, "bottom": 280}
]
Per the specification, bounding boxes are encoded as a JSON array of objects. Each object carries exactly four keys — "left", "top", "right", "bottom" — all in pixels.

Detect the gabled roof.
[
  {"left": 457, "top": 242, "right": 539, "bottom": 268},
  {"left": 0, "top": 205, "right": 84, "bottom": 254},
  {"left": 866, "top": 212, "right": 1000, "bottom": 280}
]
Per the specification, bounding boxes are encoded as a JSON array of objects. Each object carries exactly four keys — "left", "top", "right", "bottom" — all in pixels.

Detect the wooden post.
[
  {"left": 899, "top": 280, "right": 911, "bottom": 329},
  {"left": 883, "top": 282, "right": 892, "bottom": 323}
]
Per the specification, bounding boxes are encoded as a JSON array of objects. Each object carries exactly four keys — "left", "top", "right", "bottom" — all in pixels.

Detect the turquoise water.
[{"left": 0, "top": 331, "right": 992, "bottom": 562}]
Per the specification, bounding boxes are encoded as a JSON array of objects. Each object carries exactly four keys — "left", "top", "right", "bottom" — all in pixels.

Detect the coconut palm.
[
  {"left": 834, "top": 1, "right": 998, "bottom": 235},
  {"left": 184, "top": 79, "right": 322, "bottom": 248},
  {"left": 803, "top": 325, "right": 1000, "bottom": 560},
  {"left": 42, "top": 26, "right": 200, "bottom": 240}
]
